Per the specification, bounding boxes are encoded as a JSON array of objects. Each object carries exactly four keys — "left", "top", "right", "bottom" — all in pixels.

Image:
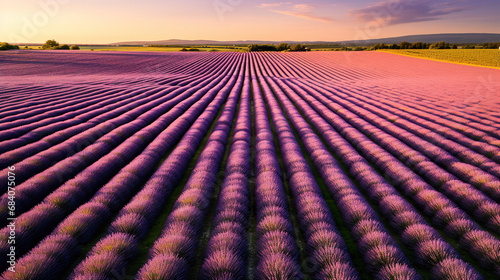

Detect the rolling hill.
[{"left": 113, "top": 33, "right": 500, "bottom": 46}]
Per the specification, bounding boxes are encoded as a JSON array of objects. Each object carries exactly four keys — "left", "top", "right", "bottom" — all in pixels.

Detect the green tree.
[
  {"left": 0, "top": 43, "right": 20, "bottom": 50},
  {"left": 277, "top": 43, "right": 291, "bottom": 51},
  {"left": 59, "top": 44, "right": 70, "bottom": 50},
  {"left": 411, "top": 42, "right": 422, "bottom": 49},
  {"left": 42, "top": 39, "right": 60, "bottom": 49},
  {"left": 399, "top": 41, "right": 411, "bottom": 49},
  {"left": 483, "top": 42, "right": 500, "bottom": 49},
  {"left": 290, "top": 44, "right": 308, "bottom": 52},
  {"left": 248, "top": 44, "right": 277, "bottom": 52},
  {"left": 372, "top": 43, "right": 387, "bottom": 50},
  {"left": 430, "top": 41, "right": 450, "bottom": 49},
  {"left": 71, "top": 45, "right": 80, "bottom": 50}
]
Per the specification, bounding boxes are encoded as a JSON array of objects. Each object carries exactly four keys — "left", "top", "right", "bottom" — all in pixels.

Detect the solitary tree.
[{"left": 42, "top": 39, "right": 60, "bottom": 49}]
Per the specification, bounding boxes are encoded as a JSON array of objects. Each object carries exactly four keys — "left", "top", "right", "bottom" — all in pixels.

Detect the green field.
[{"left": 380, "top": 49, "right": 500, "bottom": 69}]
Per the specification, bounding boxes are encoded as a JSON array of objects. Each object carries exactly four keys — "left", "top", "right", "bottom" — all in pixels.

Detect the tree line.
[
  {"left": 0, "top": 40, "right": 80, "bottom": 51},
  {"left": 463, "top": 42, "right": 500, "bottom": 49},
  {"left": 248, "top": 43, "right": 310, "bottom": 52},
  {"left": 371, "top": 41, "right": 458, "bottom": 50},
  {"left": 42, "top": 40, "right": 80, "bottom": 50},
  {"left": 2, "top": 40, "right": 499, "bottom": 52},
  {"left": 0, "top": 43, "right": 19, "bottom": 50},
  {"left": 371, "top": 41, "right": 500, "bottom": 50}
]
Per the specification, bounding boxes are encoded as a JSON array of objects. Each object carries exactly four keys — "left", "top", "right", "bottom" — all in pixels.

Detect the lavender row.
[
  {"left": 336, "top": 86, "right": 500, "bottom": 173},
  {"left": 0, "top": 86, "right": 145, "bottom": 139},
  {"left": 0, "top": 84, "right": 196, "bottom": 221},
  {"left": 0, "top": 54, "right": 235, "bottom": 159},
  {"left": 0, "top": 85, "right": 118, "bottom": 121},
  {"left": 70, "top": 64, "right": 243, "bottom": 280},
  {"left": 0, "top": 53, "right": 208, "bottom": 114},
  {"left": 70, "top": 57, "right": 242, "bottom": 280},
  {"left": 281, "top": 52, "right": 500, "bottom": 139},
  {"left": 342, "top": 82, "right": 500, "bottom": 143},
  {"left": 0, "top": 86, "right": 174, "bottom": 190},
  {"left": 0, "top": 85, "right": 70, "bottom": 108},
  {"left": 290, "top": 79, "right": 500, "bottom": 235},
  {"left": 368, "top": 87, "right": 500, "bottom": 140},
  {"left": 0, "top": 58, "right": 240, "bottom": 273},
  {"left": 272, "top": 74, "right": 482, "bottom": 279},
  {"left": 283, "top": 76, "right": 500, "bottom": 276},
  {"left": 0, "top": 83, "right": 124, "bottom": 115},
  {"left": 0, "top": 85, "right": 175, "bottom": 159},
  {"left": 0, "top": 52, "right": 231, "bottom": 148},
  {"left": 0, "top": 73, "right": 216, "bottom": 269},
  {"left": 304, "top": 81, "right": 500, "bottom": 188},
  {"left": 290, "top": 50, "right": 500, "bottom": 140},
  {"left": 0, "top": 54, "right": 236, "bottom": 171},
  {"left": 0, "top": 85, "right": 130, "bottom": 129},
  {"left": 0, "top": 54, "right": 240, "bottom": 207},
  {"left": 278, "top": 52, "right": 500, "bottom": 155},
  {"left": 1, "top": 54, "right": 243, "bottom": 280},
  {"left": 379, "top": 84, "right": 500, "bottom": 132},
  {"left": 256, "top": 55, "right": 365, "bottom": 279},
  {"left": 327, "top": 83, "right": 500, "bottom": 161},
  {"left": 199, "top": 64, "right": 252, "bottom": 280},
  {"left": 250, "top": 58, "right": 305, "bottom": 280},
  {"left": 256, "top": 54, "right": 419, "bottom": 280},
  {"left": 0, "top": 54, "right": 242, "bottom": 261},
  {"left": 135, "top": 59, "right": 245, "bottom": 280},
  {"left": 165, "top": 52, "right": 226, "bottom": 76}
]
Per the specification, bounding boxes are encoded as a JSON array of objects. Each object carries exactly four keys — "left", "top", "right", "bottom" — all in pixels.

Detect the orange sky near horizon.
[{"left": 1, "top": 0, "right": 499, "bottom": 44}]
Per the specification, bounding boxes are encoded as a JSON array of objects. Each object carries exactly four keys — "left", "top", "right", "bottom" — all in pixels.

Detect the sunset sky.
[{"left": 1, "top": 0, "right": 499, "bottom": 44}]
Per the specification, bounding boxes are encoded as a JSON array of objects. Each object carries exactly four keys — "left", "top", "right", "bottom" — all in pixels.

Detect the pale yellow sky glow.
[{"left": 1, "top": 0, "right": 499, "bottom": 44}]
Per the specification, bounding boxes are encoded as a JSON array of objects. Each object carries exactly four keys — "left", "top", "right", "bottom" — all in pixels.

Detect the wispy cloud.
[
  {"left": 293, "top": 4, "right": 314, "bottom": 11},
  {"left": 256, "top": 2, "right": 292, "bottom": 8},
  {"left": 349, "top": 0, "right": 471, "bottom": 25},
  {"left": 257, "top": 2, "right": 334, "bottom": 23},
  {"left": 270, "top": 10, "right": 334, "bottom": 23}
]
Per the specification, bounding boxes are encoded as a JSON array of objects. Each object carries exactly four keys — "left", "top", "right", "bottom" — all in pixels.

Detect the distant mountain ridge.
[
  {"left": 342, "top": 33, "right": 500, "bottom": 45},
  {"left": 113, "top": 33, "right": 500, "bottom": 46},
  {"left": 112, "top": 39, "right": 281, "bottom": 46}
]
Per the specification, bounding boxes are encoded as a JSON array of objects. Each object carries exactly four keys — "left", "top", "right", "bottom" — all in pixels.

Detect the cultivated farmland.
[
  {"left": 0, "top": 50, "right": 499, "bottom": 280},
  {"left": 381, "top": 49, "right": 500, "bottom": 69}
]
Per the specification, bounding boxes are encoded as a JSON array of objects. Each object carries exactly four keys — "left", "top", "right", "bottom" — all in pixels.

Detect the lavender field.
[{"left": 1, "top": 50, "right": 500, "bottom": 280}]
